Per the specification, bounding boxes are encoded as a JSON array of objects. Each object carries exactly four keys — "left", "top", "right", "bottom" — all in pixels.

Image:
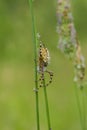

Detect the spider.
[{"left": 37, "top": 43, "right": 53, "bottom": 87}]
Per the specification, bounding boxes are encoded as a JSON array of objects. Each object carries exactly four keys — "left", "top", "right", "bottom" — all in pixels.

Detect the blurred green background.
[{"left": 0, "top": 0, "right": 87, "bottom": 130}]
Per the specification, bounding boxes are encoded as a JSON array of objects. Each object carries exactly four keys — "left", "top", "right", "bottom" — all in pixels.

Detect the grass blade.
[{"left": 28, "top": 0, "right": 40, "bottom": 130}]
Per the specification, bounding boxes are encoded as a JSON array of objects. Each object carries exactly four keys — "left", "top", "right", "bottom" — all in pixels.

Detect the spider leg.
[
  {"left": 45, "top": 70, "right": 53, "bottom": 86},
  {"left": 38, "top": 71, "right": 45, "bottom": 87}
]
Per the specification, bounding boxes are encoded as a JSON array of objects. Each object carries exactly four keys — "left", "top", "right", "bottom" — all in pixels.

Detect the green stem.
[
  {"left": 81, "top": 88, "right": 86, "bottom": 130},
  {"left": 29, "top": 0, "right": 40, "bottom": 130},
  {"left": 74, "top": 83, "right": 83, "bottom": 130},
  {"left": 43, "top": 78, "right": 52, "bottom": 130}
]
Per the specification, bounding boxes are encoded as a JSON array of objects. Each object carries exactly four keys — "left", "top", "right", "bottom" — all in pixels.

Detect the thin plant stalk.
[
  {"left": 43, "top": 77, "right": 52, "bottom": 130},
  {"left": 81, "top": 88, "right": 86, "bottom": 130},
  {"left": 29, "top": 0, "right": 40, "bottom": 130},
  {"left": 74, "top": 83, "right": 84, "bottom": 130}
]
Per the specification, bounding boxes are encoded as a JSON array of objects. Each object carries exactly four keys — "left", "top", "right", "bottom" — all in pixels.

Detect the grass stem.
[
  {"left": 81, "top": 88, "right": 86, "bottom": 130},
  {"left": 74, "top": 83, "right": 83, "bottom": 130},
  {"left": 28, "top": 0, "right": 40, "bottom": 130},
  {"left": 43, "top": 78, "right": 52, "bottom": 130}
]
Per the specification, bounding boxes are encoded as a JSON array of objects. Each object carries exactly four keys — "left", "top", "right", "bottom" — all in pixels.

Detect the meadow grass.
[{"left": 0, "top": 0, "right": 87, "bottom": 130}]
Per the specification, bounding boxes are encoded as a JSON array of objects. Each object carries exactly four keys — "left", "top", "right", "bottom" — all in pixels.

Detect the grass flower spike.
[
  {"left": 57, "top": 0, "right": 86, "bottom": 85},
  {"left": 57, "top": 0, "right": 77, "bottom": 58},
  {"left": 74, "top": 41, "right": 85, "bottom": 88},
  {"left": 56, "top": 0, "right": 86, "bottom": 130}
]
